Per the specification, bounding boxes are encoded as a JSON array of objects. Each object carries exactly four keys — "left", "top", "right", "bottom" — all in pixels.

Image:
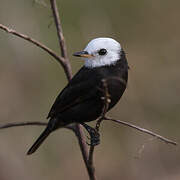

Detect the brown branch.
[
  {"left": 73, "top": 125, "right": 96, "bottom": 179},
  {"left": 0, "top": 122, "right": 47, "bottom": 129},
  {"left": 104, "top": 117, "right": 177, "bottom": 146},
  {"left": 96, "top": 79, "right": 111, "bottom": 130},
  {"left": 0, "top": 24, "right": 66, "bottom": 66},
  {"left": 49, "top": 1, "right": 94, "bottom": 180},
  {"left": 0, "top": 121, "right": 76, "bottom": 132},
  {"left": 50, "top": 0, "right": 72, "bottom": 81}
]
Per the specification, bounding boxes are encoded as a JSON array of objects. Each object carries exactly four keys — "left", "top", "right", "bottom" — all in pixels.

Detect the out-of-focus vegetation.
[{"left": 0, "top": 0, "right": 179, "bottom": 179}]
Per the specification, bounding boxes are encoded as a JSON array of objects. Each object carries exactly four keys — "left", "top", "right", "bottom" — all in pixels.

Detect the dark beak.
[{"left": 73, "top": 51, "right": 94, "bottom": 58}]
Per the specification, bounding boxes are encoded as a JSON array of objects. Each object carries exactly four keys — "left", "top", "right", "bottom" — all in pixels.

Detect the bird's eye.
[{"left": 98, "top": 48, "right": 107, "bottom": 56}]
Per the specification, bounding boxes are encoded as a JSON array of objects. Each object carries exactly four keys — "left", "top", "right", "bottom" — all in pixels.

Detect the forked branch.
[
  {"left": 0, "top": 24, "right": 65, "bottom": 67},
  {"left": 0, "top": 1, "right": 94, "bottom": 179}
]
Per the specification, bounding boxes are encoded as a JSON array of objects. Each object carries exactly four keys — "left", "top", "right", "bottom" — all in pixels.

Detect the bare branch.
[
  {"left": 50, "top": 0, "right": 72, "bottom": 81},
  {"left": 0, "top": 121, "right": 47, "bottom": 129},
  {"left": 0, "top": 2, "right": 94, "bottom": 179},
  {"left": 104, "top": 117, "right": 177, "bottom": 146},
  {"left": 49, "top": 1, "right": 94, "bottom": 179},
  {"left": 0, "top": 121, "right": 78, "bottom": 133},
  {"left": 0, "top": 24, "right": 66, "bottom": 66},
  {"left": 87, "top": 147, "right": 95, "bottom": 178},
  {"left": 96, "top": 79, "right": 111, "bottom": 130},
  {"left": 74, "top": 125, "right": 97, "bottom": 180}
]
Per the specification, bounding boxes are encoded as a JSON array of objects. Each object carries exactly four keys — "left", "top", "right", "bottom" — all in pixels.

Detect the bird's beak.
[{"left": 73, "top": 51, "right": 94, "bottom": 58}]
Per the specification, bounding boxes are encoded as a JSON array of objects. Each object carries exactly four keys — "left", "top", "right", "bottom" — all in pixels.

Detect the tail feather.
[{"left": 27, "top": 127, "right": 51, "bottom": 155}]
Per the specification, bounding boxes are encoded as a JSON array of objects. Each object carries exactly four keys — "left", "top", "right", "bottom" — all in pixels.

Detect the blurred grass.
[{"left": 0, "top": 0, "right": 180, "bottom": 179}]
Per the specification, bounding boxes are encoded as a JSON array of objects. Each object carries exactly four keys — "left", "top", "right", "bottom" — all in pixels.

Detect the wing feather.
[{"left": 47, "top": 67, "right": 100, "bottom": 119}]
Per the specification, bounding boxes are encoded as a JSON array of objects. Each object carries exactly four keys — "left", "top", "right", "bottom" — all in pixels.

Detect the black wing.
[{"left": 47, "top": 67, "right": 100, "bottom": 119}]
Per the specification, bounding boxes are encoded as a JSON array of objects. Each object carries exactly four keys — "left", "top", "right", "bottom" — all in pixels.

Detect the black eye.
[{"left": 98, "top": 48, "right": 107, "bottom": 55}]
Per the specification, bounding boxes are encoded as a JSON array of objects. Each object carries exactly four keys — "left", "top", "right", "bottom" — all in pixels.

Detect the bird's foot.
[
  {"left": 87, "top": 129, "right": 100, "bottom": 146},
  {"left": 80, "top": 123, "right": 100, "bottom": 146}
]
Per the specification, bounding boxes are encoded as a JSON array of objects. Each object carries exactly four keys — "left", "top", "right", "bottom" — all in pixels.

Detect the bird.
[{"left": 27, "top": 37, "right": 128, "bottom": 155}]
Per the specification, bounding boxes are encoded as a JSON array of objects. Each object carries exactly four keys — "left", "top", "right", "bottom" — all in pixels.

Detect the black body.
[{"left": 27, "top": 50, "right": 128, "bottom": 155}]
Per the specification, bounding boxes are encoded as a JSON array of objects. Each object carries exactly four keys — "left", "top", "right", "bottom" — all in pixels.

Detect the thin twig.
[
  {"left": 49, "top": 1, "right": 94, "bottom": 179},
  {"left": 74, "top": 125, "right": 96, "bottom": 179},
  {"left": 50, "top": 0, "right": 72, "bottom": 81},
  {"left": 87, "top": 147, "right": 95, "bottom": 176},
  {"left": 104, "top": 117, "right": 177, "bottom": 146},
  {"left": 96, "top": 79, "right": 111, "bottom": 130},
  {"left": 0, "top": 121, "right": 76, "bottom": 132},
  {"left": 0, "top": 24, "right": 66, "bottom": 66},
  {"left": 0, "top": 122, "right": 47, "bottom": 129}
]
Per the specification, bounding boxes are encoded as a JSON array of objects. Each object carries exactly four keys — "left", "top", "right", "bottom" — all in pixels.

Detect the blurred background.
[{"left": 0, "top": 0, "right": 180, "bottom": 179}]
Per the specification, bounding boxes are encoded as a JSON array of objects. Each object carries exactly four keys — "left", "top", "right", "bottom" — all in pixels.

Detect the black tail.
[{"left": 27, "top": 127, "right": 51, "bottom": 155}]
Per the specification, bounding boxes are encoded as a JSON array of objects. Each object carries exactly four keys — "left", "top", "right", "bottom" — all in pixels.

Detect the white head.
[{"left": 73, "top": 38, "right": 122, "bottom": 68}]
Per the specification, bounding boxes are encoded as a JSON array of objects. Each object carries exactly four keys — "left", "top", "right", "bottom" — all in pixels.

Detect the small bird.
[{"left": 27, "top": 37, "right": 128, "bottom": 155}]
